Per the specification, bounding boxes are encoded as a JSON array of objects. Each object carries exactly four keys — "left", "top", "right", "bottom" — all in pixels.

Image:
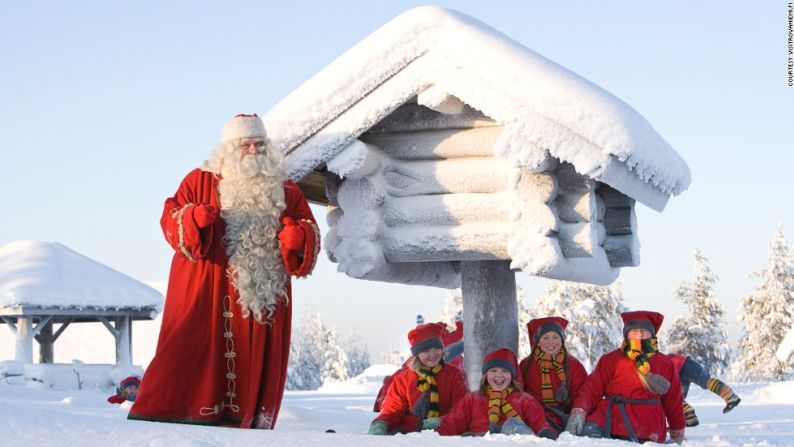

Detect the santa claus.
[{"left": 129, "top": 114, "right": 319, "bottom": 429}]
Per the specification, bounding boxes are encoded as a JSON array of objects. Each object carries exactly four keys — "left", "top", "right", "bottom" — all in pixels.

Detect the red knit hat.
[
  {"left": 408, "top": 322, "right": 446, "bottom": 355},
  {"left": 621, "top": 310, "right": 664, "bottom": 338},
  {"left": 527, "top": 316, "right": 568, "bottom": 349},
  {"left": 481, "top": 348, "right": 518, "bottom": 376},
  {"left": 120, "top": 376, "right": 141, "bottom": 389}
]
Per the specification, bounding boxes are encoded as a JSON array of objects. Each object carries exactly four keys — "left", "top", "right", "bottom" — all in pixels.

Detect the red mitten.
[
  {"left": 279, "top": 217, "right": 305, "bottom": 251},
  {"left": 107, "top": 394, "right": 125, "bottom": 404},
  {"left": 193, "top": 204, "right": 218, "bottom": 229}
]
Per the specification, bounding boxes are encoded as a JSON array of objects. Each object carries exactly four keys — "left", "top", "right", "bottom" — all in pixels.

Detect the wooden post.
[
  {"left": 15, "top": 317, "right": 33, "bottom": 363},
  {"left": 115, "top": 316, "right": 132, "bottom": 366},
  {"left": 461, "top": 260, "right": 517, "bottom": 391},
  {"left": 38, "top": 320, "right": 54, "bottom": 363}
]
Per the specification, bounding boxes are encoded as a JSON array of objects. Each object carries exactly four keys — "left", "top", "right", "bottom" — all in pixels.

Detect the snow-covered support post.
[
  {"left": 15, "top": 317, "right": 33, "bottom": 363},
  {"left": 115, "top": 316, "right": 132, "bottom": 366},
  {"left": 461, "top": 260, "right": 517, "bottom": 391},
  {"left": 38, "top": 320, "right": 54, "bottom": 363}
]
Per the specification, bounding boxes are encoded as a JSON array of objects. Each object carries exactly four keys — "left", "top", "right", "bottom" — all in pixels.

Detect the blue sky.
[{"left": 1, "top": 1, "right": 792, "bottom": 361}]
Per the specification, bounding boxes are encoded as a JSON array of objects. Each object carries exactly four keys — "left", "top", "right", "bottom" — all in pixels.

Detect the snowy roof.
[
  {"left": 0, "top": 240, "right": 163, "bottom": 312},
  {"left": 265, "top": 6, "right": 690, "bottom": 211}
]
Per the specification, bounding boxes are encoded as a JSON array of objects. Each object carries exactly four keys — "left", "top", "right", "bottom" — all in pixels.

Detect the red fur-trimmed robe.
[{"left": 129, "top": 168, "right": 319, "bottom": 428}]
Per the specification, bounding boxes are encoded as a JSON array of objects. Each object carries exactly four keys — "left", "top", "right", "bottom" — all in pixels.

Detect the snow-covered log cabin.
[{"left": 264, "top": 6, "right": 690, "bottom": 289}]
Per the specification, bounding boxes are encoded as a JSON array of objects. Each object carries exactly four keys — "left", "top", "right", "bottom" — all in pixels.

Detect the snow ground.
[{"left": 1, "top": 376, "right": 793, "bottom": 446}]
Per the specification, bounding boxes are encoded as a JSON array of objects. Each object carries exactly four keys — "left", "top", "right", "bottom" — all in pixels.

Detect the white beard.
[{"left": 202, "top": 142, "right": 288, "bottom": 323}]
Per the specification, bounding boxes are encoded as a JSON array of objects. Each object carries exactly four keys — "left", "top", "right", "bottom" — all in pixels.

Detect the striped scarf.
[
  {"left": 533, "top": 347, "right": 568, "bottom": 408},
  {"left": 621, "top": 338, "right": 658, "bottom": 391},
  {"left": 416, "top": 365, "right": 442, "bottom": 418},
  {"left": 487, "top": 386, "right": 521, "bottom": 423}
]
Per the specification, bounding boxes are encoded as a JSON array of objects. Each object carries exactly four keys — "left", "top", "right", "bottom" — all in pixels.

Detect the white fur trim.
[
  {"left": 171, "top": 204, "right": 196, "bottom": 263},
  {"left": 298, "top": 218, "right": 321, "bottom": 277},
  {"left": 221, "top": 115, "right": 267, "bottom": 143}
]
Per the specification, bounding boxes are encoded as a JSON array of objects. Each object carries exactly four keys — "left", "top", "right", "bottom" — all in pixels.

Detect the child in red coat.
[
  {"left": 436, "top": 348, "right": 556, "bottom": 439},
  {"left": 107, "top": 376, "right": 140, "bottom": 404},
  {"left": 519, "top": 316, "right": 588, "bottom": 434},
  {"left": 566, "top": 311, "right": 686, "bottom": 444},
  {"left": 368, "top": 322, "right": 468, "bottom": 435}
]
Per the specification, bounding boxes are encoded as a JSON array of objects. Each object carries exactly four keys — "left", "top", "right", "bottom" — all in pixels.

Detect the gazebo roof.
[
  {"left": 0, "top": 240, "right": 162, "bottom": 316},
  {"left": 265, "top": 6, "right": 690, "bottom": 211}
]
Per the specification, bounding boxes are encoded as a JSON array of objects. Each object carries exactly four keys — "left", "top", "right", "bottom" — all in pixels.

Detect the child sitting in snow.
[
  {"left": 368, "top": 322, "right": 468, "bottom": 435},
  {"left": 519, "top": 317, "right": 588, "bottom": 435},
  {"left": 435, "top": 348, "right": 556, "bottom": 438},
  {"left": 565, "top": 311, "right": 685, "bottom": 444},
  {"left": 107, "top": 376, "right": 140, "bottom": 404}
]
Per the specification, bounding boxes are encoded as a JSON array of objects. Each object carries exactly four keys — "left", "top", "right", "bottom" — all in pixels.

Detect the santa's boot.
[
  {"left": 682, "top": 401, "right": 699, "bottom": 427},
  {"left": 706, "top": 377, "right": 741, "bottom": 413}
]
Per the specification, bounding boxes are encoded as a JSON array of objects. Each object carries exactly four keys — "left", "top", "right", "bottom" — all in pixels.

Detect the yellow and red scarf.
[
  {"left": 533, "top": 347, "right": 568, "bottom": 408},
  {"left": 416, "top": 365, "right": 442, "bottom": 418},
  {"left": 621, "top": 338, "right": 658, "bottom": 391},
  {"left": 487, "top": 386, "right": 521, "bottom": 423}
]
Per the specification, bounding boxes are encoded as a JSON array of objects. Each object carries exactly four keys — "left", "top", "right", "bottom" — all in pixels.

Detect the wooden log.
[
  {"left": 324, "top": 172, "right": 342, "bottom": 206},
  {"left": 381, "top": 224, "right": 512, "bottom": 262},
  {"left": 38, "top": 320, "right": 54, "bottom": 364},
  {"left": 554, "top": 162, "right": 593, "bottom": 193},
  {"left": 382, "top": 157, "right": 509, "bottom": 196},
  {"left": 597, "top": 183, "right": 635, "bottom": 207},
  {"left": 512, "top": 171, "right": 557, "bottom": 204},
  {"left": 381, "top": 193, "right": 513, "bottom": 227},
  {"left": 603, "top": 207, "right": 637, "bottom": 236},
  {"left": 554, "top": 191, "right": 596, "bottom": 223},
  {"left": 557, "top": 222, "right": 598, "bottom": 258},
  {"left": 337, "top": 177, "right": 384, "bottom": 209},
  {"left": 604, "top": 234, "right": 639, "bottom": 267},
  {"left": 115, "top": 317, "right": 132, "bottom": 366},
  {"left": 461, "top": 260, "right": 517, "bottom": 391},
  {"left": 362, "top": 127, "right": 501, "bottom": 160},
  {"left": 15, "top": 317, "right": 32, "bottom": 363}
]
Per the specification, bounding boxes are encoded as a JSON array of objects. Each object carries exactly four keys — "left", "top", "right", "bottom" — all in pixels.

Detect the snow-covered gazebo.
[
  {"left": 0, "top": 240, "right": 162, "bottom": 366},
  {"left": 264, "top": 6, "right": 691, "bottom": 386}
]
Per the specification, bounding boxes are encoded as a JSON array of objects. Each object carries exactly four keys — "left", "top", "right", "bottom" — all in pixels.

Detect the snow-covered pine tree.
[
  {"left": 516, "top": 287, "right": 533, "bottom": 360},
  {"left": 321, "top": 325, "right": 349, "bottom": 383},
  {"left": 285, "top": 336, "right": 305, "bottom": 390},
  {"left": 344, "top": 331, "right": 371, "bottom": 378},
  {"left": 286, "top": 309, "right": 324, "bottom": 390},
  {"left": 286, "top": 310, "right": 351, "bottom": 389},
  {"left": 381, "top": 346, "right": 406, "bottom": 366},
  {"left": 439, "top": 288, "right": 463, "bottom": 330},
  {"left": 662, "top": 250, "right": 730, "bottom": 375},
  {"left": 530, "top": 280, "right": 625, "bottom": 371},
  {"left": 733, "top": 224, "right": 794, "bottom": 381}
]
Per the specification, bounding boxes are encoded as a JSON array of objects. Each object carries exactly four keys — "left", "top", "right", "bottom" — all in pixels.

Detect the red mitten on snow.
[
  {"left": 107, "top": 394, "right": 125, "bottom": 404},
  {"left": 278, "top": 217, "right": 305, "bottom": 251},
  {"left": 193, "top": 204, "right": 218, "bottom": 229}
]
